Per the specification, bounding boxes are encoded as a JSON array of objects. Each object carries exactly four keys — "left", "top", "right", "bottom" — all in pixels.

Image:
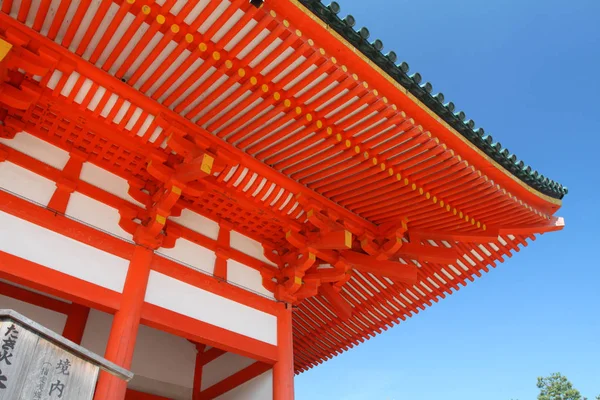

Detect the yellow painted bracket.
[{"left": 0, "top": 39, "right": 13, "bottom": 62}]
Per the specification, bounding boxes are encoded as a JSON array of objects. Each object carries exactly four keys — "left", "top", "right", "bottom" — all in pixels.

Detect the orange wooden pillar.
[
  {"left": 62, "top": 303, "right": 90, "bottom": 344},
  {"left": 273, "top": 303, "right": 294, "bottom": 400},
  {"left": 94, "top": 245, "right": 154, "bottom": 400}
]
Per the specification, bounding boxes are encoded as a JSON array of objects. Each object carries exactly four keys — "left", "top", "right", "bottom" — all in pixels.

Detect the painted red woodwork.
[
  {"left": 0, "top": 280, "right": 71, "bottom": 314},
  {"left": 200, "top": 347, "right": 227, "bottom": 366},
  {"left": 0, "top": 12, "right": 378, "bottom": 234},
  {"left": 201, "top": 361, "right": 272, "bottom": 400},
  {"left": 47, "top": 153, "right": 84, "bottom": 214},
  {"left": 273, "top": 304, "right": 294, "bottom": 400},
  {"left": 140, "top": 302, "right": 278, "bottom": 364},
  {"left": 0, "top": 187, "right": 135, "bottom": 261},
  {"left": 318, "top": 283, "right": 353, "bottom": 321},
  {"left": 0, "top": 0, "right": 566, "bottom": 379},
  {"left": 213, "top": 226, "right": 230, "bottom": 280},
  {"left": 94, "top": 245, "right": 153, "bottom": 400},
  {"left": 62, "top": 303, "right": 90, "bottom": 345},
  {"left": 265, "top": 1, "right": 559, "bottom": 215},
  {"left": 0, "top": 250, "right": 120, "bottom": 313},
  {"left": 151, "top": 254, "right": 278, "bottom": 317}
]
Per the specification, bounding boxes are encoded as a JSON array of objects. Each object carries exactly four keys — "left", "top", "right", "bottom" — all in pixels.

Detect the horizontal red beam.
[
  {"left": 396, "top": 242, "right": 458, "bottom": 264},
  {"left": 410, "top": 230, "right": 499, "bottom": 244},
  {"left": 318, "top": 283, "right": 353, "bottom": 321},
  {"left": 0, "top": 250, "right": 120, "bottom": 313},
  {"left": 200, "top": 361, "right": 272, "bottom": 400},
  {"left": 341, "top": 250, "right": 418, "bottom": 283},
  {"left": 0, "top": 280, "right": 71, "bottom": 314},
  {"left": 497, "top": 217, "right": 565, "bottom": 235},
  {"left": 0, "top": 175, "right": 135, "bottom": 260},
  {"left": 200, "top": 347, "right": 227, "bottom": 366},
  {"left": 140, "top": 303, "right": 278, "bottom": 364}
]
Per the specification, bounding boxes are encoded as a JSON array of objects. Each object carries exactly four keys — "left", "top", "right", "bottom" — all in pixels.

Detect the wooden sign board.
[{"left": 0, "top": 309, "right": 133, "bottom": 400}]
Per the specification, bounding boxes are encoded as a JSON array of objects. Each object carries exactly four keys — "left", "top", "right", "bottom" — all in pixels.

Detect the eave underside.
[{"left": 0, "top": 0, "right": 564, "bottom": 374}]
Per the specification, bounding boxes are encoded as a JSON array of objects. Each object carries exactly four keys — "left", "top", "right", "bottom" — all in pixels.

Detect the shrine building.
[{"left": 0, "top": 0, "right": 567, "bottom": 399}]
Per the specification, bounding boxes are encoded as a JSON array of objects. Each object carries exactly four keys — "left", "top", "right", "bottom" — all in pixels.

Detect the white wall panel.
[
  {"left": 201, "top": 352, "right": 256, "bottom": 391},
  {"left": 168, "top": 208, "right": 220, "bottom": 240},
  {"left": 81, "top": 310, "right": 195, "bottom": 399},
  {"left": 157, "top": 238, "right": 216, "bottom": 275},
  {"left": 66, "top": 192, "right": 134, "bottom": 241},
  {"left": 0, "top": 161, "right": 56, "bottom": 206},
  {"left": 145, "top": 271, "right": 277, "bottom": 345},
  {"left": 79, "top": 309, "right": 111, "bottom": 358},
  {"left": 0, "top": 294, "right": 68, "bottom": 335},
  {"left": 227, "top": 260, "right": 275, "bottom": 300},
  {"left": 230, "top": 230, "right": 275, "bottom": 266},
  {"left": 79, "top": 162, "right": 144, "bottom": 207},
  {"left": 0, "top": 132, "right": 70, "bottom": 170},
  {"left": 215, "top": 370, "right": 273, "bottom": 400},
  {"left": 0, "top": 211, "right": 129, "bottom": 293}
]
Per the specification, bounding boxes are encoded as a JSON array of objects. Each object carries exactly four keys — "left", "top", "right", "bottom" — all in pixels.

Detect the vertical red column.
[
  {"left": 93, "top": 245, "right": 153, "bottom": 400},
  {"left": 273, "top": 303, "right": 294, "bottom": 400},
  {"left": 62, "top": 303, "right": 90, "bottom": 344}
]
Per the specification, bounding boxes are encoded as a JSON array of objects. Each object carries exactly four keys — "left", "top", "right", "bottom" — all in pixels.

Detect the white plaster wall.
[
  {"left": 201, "top": 351, "right": 256, "bottom": 390},
  {"left": 66, "top": 192, "right": 134, "bottom": 241},
  {"left": 145, "top": 271, "right": 277, "bottom": 345},
  {"left": 0, "top": 161, "right": 56, "bottom": 206},
  {"left": 230, "top": 231, "right": 275, "bottom": 266},
  {"left": 79, "top": 162, "right": 144, "bottom": 207},
  {"left": 0, "top": 293, "right": 68, "bottom": 335},
  {"left": 0, "top": 132, "right": 70, "bottom": 170},
  {"left": 169, "top": 209, "right": 220, "bottom": 240},
  {"left": 214, "top": 370, "right": 273, "bottom": 400},
  {"left": 80, "top": 310, "right": 196, "bottom": 390},
  {"left": 227, "top": 260, "right": 275, "bottom": 300},
  {"left": 156, "top": 238, "right": 216, "bottom": 275},
  {"left": 78, "top": 309, "right": 112, "bottom": 361},
  {"left": 0, "top": 210, "right": 130, "bottom": 293}
]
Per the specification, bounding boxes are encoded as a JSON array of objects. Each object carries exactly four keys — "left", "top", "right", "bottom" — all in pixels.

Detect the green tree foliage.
[{"left": 536, "top": 373, "right": 596, "bottom": 400}]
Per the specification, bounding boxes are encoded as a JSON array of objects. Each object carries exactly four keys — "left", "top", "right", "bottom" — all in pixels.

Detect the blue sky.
[{"left": 295, "top": 0, "right": 600, "bottom": 399}]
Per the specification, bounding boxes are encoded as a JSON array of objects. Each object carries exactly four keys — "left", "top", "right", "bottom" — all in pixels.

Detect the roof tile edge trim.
[{"left": 297, "top": 0, "right": 567, "bottom": 200}]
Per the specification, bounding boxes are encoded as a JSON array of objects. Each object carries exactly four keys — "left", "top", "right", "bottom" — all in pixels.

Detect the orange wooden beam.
[
  {"left": 140, "top": 303, "right": 278, "bottom": 364},
  {"left": 0, "top": 250, "right": 120, "bottom": 314},
  {"left": 200, "top": 361, "right": 272, "bottom": 400},
  {"left": 340, "top": 251, "right": 418, "bottom": 284},
  {"left": 395, "top": 242, "right": 459, "bottom": 264},
  {"left": 62, "top": 303, "right": 90, "bottom": 345},
  {"left": 318, "top": 283, "right": 353, "bottom": 321},
  {"left": 496, "top": 217, "right": 565, "bottom": 235},
  {"left": 200, "top": 347, "right": 227, "bottom": 366},
  {"left": 0, "top": 280, "right": 71, "bottom": 314},
  {"left": 409, "top": 230, "right": 499, "bottom": 244}
]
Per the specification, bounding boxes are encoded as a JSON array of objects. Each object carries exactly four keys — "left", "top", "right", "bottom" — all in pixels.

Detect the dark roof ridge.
[{"left": 299, "top": 0, "right": 567, "bottom": 200}]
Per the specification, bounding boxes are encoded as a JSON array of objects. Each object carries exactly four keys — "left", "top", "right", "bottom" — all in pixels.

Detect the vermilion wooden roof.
[{"left": 0, "top": 0, "right": 565, "bottom": 373}]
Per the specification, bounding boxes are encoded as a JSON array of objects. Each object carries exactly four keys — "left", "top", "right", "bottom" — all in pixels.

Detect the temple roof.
[
  {"left": 0, "top": 0, "right": 567, "bottom": 375},
  {"left": 300, "top": 0, "right": 568, "bottom": 200}
]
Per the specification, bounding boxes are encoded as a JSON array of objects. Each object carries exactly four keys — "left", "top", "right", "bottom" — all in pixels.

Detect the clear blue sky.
[{"left": 295, "top": 0, "right": 600, "bottom": 399}]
